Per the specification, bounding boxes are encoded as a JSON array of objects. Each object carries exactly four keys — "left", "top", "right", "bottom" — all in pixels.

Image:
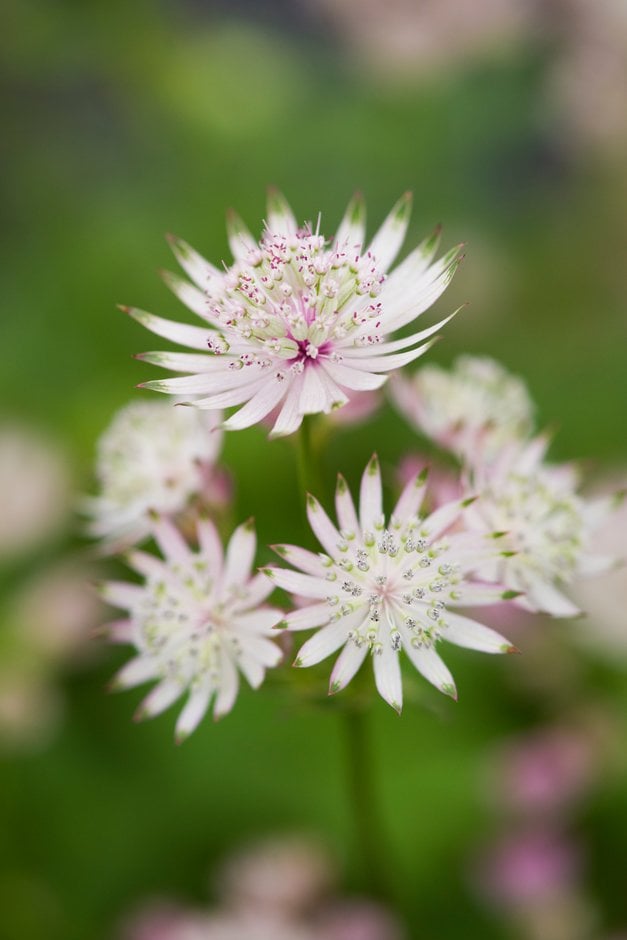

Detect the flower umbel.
[
  {"left": 392, "top": 355, "right": 535, "bottom": 461},
  {"left": 128, "top": 191, "right": 463, "bottom": 437},
  {"left": 84, "top": 400, "right": 223, "bottom": 550},
  {"left": 266, "top": 456, "right": 516, "bottom": 712},
  {"left": 465, "top": 436, "right": 618, "bottom": 617},
  {"left": 102, "top": 515, "right": 283, "bottom": 740}
]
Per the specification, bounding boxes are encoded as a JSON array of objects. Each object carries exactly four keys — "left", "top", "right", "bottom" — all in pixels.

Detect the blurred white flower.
[
  {"left": 571, "top": 476, "right": 627, "bottom": 658},
  {"left": 102, "top": 515, "right": 283, "bottom": 741},
  {"left": 306, "top": 0, "right": 532, "bottom": 80},
  {"left": 392, "top": 355, "right": 534, "bottom": 462},
  {"left": 85, "top": 400, "right": 224, "bottom": 550},
  {"left": 128, "top": 191, "right": 463, "bottom": 438},
  {"left": 465, "top": 437, "right": 618, "bottom": 617},
  {"left": 266, "top": 455, "right": 516, "bottom": 711},
  {"left": 217, "top": 836, "right": 334, "bottom": 921},
  {"left": 0, "top": 423, "right": 71, "bottom": 562}
]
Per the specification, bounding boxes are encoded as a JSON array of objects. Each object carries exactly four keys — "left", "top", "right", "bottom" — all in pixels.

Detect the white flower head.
[
  {"left": 127, "top": 191, "right": 464, "bottom": 437},
  {"left": 265, "top": 456, "right": 517, "bottom": 712},
  {"left": 85, "top": 399, "right": 224, "bottom": 549},
  {"left": 102, "top": 515, "right": 283, "bottom": 741},
  {"left": 392, "top": 355, "right": 535, "bottom": 461},
  {"left": 465, "top": 435, "right": 617, "bottom": 617}
]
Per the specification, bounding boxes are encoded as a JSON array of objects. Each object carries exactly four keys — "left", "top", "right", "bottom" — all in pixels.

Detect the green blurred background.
[{"left": 1, "top": 1, "right": 626, "bottom": 938}]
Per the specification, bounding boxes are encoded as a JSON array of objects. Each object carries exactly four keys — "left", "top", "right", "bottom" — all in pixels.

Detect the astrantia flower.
[
  {"left": 392, "top": 355, "right": 535, "bottom": 461},
  {"left": 85, "top": 400, "right": 224, "bottom": 549},
  {"left": 127, "top": 191, "right": 463, "bottom": 437},
  {"left": 102, "top": 515, "right": 283, "bottom": 740},
  {"left": 465, "top": 436, "right": 617, "bottom": 617},
  {"left": 265, "top": 456, "right": 516, "bottom": 712}
]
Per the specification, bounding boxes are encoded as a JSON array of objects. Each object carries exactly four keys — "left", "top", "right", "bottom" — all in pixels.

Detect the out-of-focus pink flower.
[
  {"left": 476, "top": 829, "right": 580, "bottom": 908},
  {"left": 0, "top": 424, "right": 71, "bottom": 563},
  {"left": 12, "top": 562, "right": 101, "bottom": 661},
  {"left": 317, "top": 899, "right": 406, "bottom": 940},
  {"left": 491, "top": 727, "right": 595, "bottom": 817},
  {"left": 217, "top": 836, "right": 334, "bottom": 921},
  {"left": 0, "top": 668, "right": 63, "bottom": 751},
  {"left": 120, "top": 902, "right": 212, "bottom": 940}
]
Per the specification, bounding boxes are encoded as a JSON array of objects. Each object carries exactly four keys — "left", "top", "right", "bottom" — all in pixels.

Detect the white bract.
[
  {"left": 465, "top": 436, "right": 616, "bottom": 617},
  {"left": 102, "top": 515, "right": 283, "bottom": 740},
  {"left": 85, "top": 400, "right": 223, "bottom": 549},
  {"left": 128, "top": 191, "right": 463, "bottom": 437},
  {"left": 265, "top": 456, "right": 516, "bottom": 712},
  {"left": 392, "top": 355, "right": 534, "bottom": 461}
]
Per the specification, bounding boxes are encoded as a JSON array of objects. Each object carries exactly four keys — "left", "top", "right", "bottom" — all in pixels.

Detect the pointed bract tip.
[
  {"left": 175, "top": 729, "right": 190, "bottom": 746},
  {"left": 133, "top": 706, "right": 148, "bottom": 723},
  {"left": 293, "top": 656, "right": 303, "bottom": 668},
  {"left": 243, "top": 516, "right": 255, "bottom": 531},
  {"left": 336, "top": 473, "right": 347, "bottom": 493},
  {"left": 117, "top": 303, "right": 131, "bottom": 314},
  {"left": 259, "top": 567, "right": 273, "bottom": 578},
  {"left": 274, "top": 620, "right": 289, "bottom": 630},
  {"left": 367, "top": 453, "right": 379, "bottom": 475},
  {"left": 105, "top": 678, "right": 122, "bottom": 693},
  {"left": 462, "top": 495, "right": 479, "bottom": 507},
  {"left": 271, "top": 544, "right": 288, "bottom": 557},
  {"left": 391, "top": 700, "right": 402, "bottom": 716},
  {"left": 504, "top": 644, "right": 521, "bottom": 655},
  {"left": 306, "top": 492, "right": 318, "bottom": 509},
  {"left": 501, "top": 590, "right": 523, "bottom": 600},
  {"left": 417, "top": 466, "right": 429, "bottom": 484},
  {"left": 441, "top": 682, "right": 458, "bottom": 701},
  {"left": 329, "top": 680, "right": 341, "bottom": 695}
]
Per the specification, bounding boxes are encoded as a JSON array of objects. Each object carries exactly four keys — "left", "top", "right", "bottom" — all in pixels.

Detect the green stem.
[
  {"left": 343, "top": 706, "right": 390, "bottom": 901},
  {"left": 296, "top": 415, "right": 323, "bottom": 497}
]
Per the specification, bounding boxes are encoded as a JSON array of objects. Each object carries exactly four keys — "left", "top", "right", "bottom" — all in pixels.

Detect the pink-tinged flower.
[
  {"left": 465, "top": 436, "right": 619, "bottom": 618},
  {"left": 101, "top": 515, "right": 283, "bottom": 740},
  {"left": 475, "top": 829, "right": 580, "bottom": 907},
  {"left": 84, "top": 400, "right": 224, "bottom": 550},
  {"left": 265, "top": 456, "right": 516, "bottom": 712},
  {"left": 127, "top": 191, "right": 463, "bottom": 438},
  {"left": 490, "top": 726, "right": 595, "bottom": 817},
  {"left": 391, "top": 355, "right": 534, "bottom": 462},
  {"left": 317, "top": 900, "right": 406, "bottom": 940}
]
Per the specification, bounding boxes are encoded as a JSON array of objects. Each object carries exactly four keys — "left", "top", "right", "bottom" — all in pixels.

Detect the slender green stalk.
[
  {"left": 343, "top": 706, "right": 390, "bottom": 900},
  {"left": 295, "top": 415, "right": 323, "bottom": 497}
]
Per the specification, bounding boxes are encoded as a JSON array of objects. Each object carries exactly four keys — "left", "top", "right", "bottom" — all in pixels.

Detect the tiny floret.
[
  {"left": 101, "top": 515, "right": 283, "bottom": 739},
  {"left": 267, "top": 456, "right": 516, "bottom": 711},
  {"left": 131, "top": 191, "right": 463, "bottom": 437}
]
